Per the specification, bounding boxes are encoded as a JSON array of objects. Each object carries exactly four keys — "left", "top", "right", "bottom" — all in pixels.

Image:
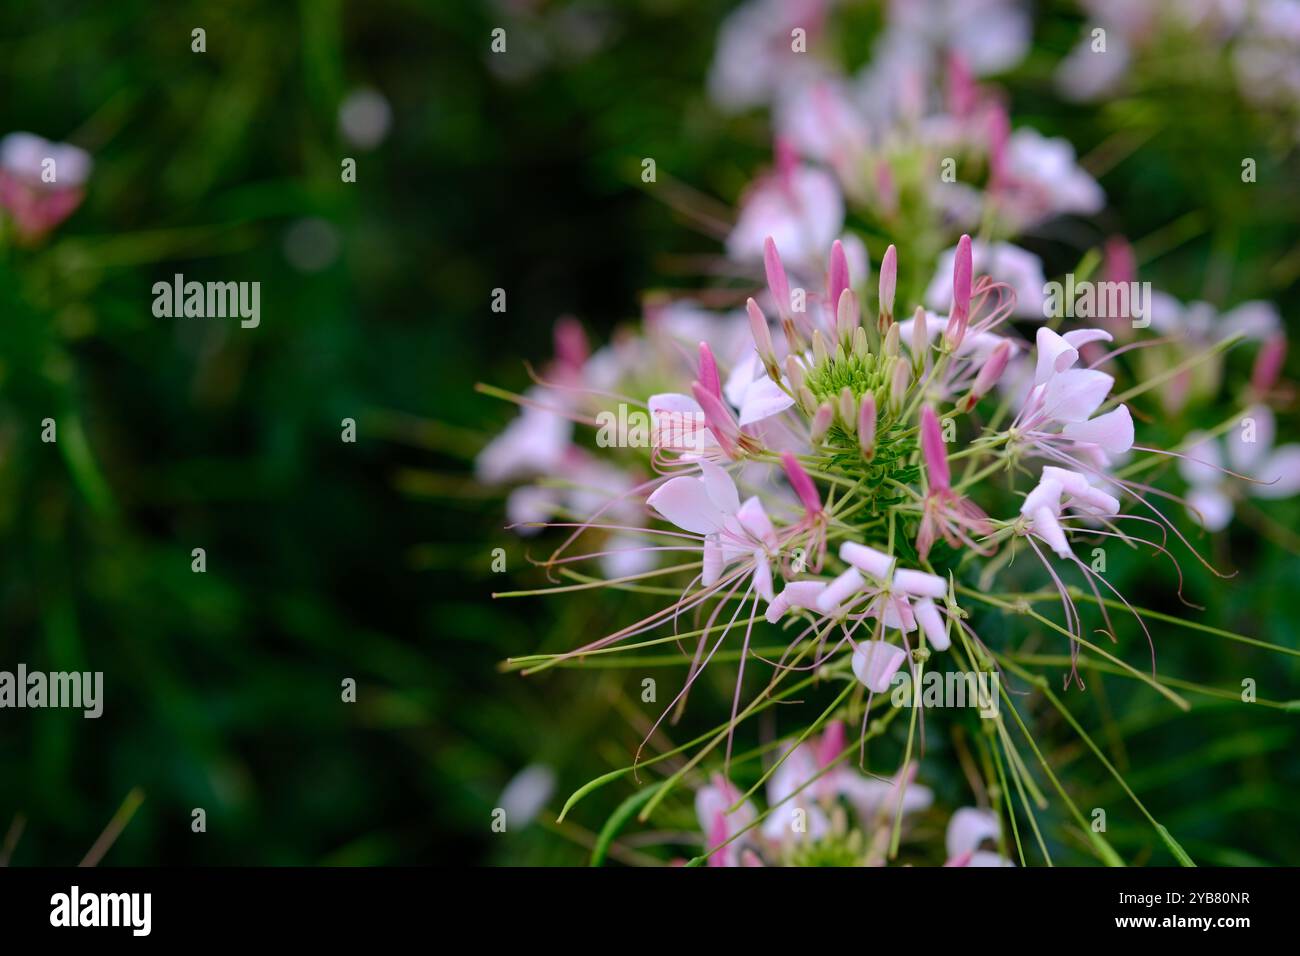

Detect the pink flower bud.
[
  {"left": 1103, "top": 235, "right": 1136, "bottom": 287},
  {"left": 946, "top": 52, "right": 976, "bottom": 118},
  {"left": 781, "top": 451, "right": 822, "bottom": 516},
  {"left": 697, "top": 342, "right": 722, "bottom": 401},
  {"left": 764, "top": 237, "right": 791, "bottom": 318},
  {"left": 964, "top": 339, "right": 1012, "bottom": 409},
  {"left": 836, "top": 288, "right": 859, "bottom": 342},
  {"left": 552, "top": 316, "right": 589, "bottom": 370},
  {"left": 828, "top": 239, "right": 850, "bottom": 315},
  {"left": 691, "top": 381, "right": 740, "bottom": 459},
  {"left": 785, "top": 354, "right": 805, "bottom": 390},
  {"left": 890, "top": 360, "right": 911, "bottom": 411},
  {"left": 858, "top": 392, "right": 877, "bottom": 460},
  {"left": 810, "top": 402, "right": 834, "bottom": 442},
  {"left": 1252, "top": 332, "right": 1287, "bottom": 397},
  {"left": 911, "top": 306, "right": 929, "bottom": 363},
  {"left": 838, "top": 386, "right": 857, "bottom": 430},
  {"left": 812, "top": 329, "right": 829, "bottom": 367},
  {"left": 746, "top": 297, "right": 776, "bottom": 366},
  {"left": 945, "top": 234, "right": 972, "bottom": 350},
  {"left": 879, "top": 244, "right": 897, "bottom": 321},
  {"left": 920, "top": 406, "right": 951, "bottom": 490},
  {"left": 987, "top": 107, "right": 1010, "bottom": 189}
]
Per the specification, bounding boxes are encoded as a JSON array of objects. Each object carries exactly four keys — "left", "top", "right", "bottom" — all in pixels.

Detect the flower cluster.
[{"left": 481, "top": 0, "right": 1296, "bottom": 867}]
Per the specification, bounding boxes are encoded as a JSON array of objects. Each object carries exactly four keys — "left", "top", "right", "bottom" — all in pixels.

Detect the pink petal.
[
  {"left": 879, "top": 244, "right": 897, "bottom": 316},
  {"left": 1021, "top": 476, "right": 1063, "bottom": 517},
  {"left": 1177, "top": 433, "right": 1224, "bottom": 487}
]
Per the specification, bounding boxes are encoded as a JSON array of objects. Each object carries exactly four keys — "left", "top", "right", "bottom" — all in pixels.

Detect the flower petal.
[
  {"left": 1251, "top": 445, "right": 1300, "bottom": 500},
  {"left": 1186, "top": 487, "right": 1234, "bottom": 531},
  {"left": 648, "top": 476, "right": 726, "bottom": 535},
  {"left": 851, "top": 640, "right": 907, "bottom": 693},
  {"left": 1042, "top": 368, "right": 1113, "bottom": 423},
  {"left": 699, "top": 460, "right": 741, "bottom": 515},
  {"left": 840, "top": 541, "right": 895, "bottom": 580},
  {"left": 1033, "top": 327, "right": 1079, "bottom": 385},
  {"left": 737, "top": 374, "right": 796, "bottom": 426},
  {"left": 1061, "top": 404, "right": 1134, "bottom": 455},
  {"left": 946, "top": 807, "right": 1000, "bottom": 859},
  {"left": 914, "top": 597, "right": 950, "bottom": 650}
]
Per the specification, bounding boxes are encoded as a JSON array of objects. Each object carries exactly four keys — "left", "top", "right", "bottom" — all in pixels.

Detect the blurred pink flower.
[{"left": 0, "top": 132, "right": 92, "bottom": 242}]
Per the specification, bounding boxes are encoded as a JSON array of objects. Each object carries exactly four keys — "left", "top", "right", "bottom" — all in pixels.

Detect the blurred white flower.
[{"left": 338, "top": 88, "right": 392, "bottom": 150}]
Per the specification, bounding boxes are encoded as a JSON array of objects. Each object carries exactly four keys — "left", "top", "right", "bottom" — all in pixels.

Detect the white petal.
[
  {"left": 698, "top": 460, "right": 741, "bottom": 515},
  {"left": 1226, "top": 405, "right": 1275, "bottom": 474},
  {"left": 1032, "top": 506, "right": 1071, "bottom": 558},
  {"left": 1034, "top": 327, "right": 1079, "bottom": 385},
  {"left": 765, "top": 581, "right": 827, "bottom": 623},
  {"left": 892, "top": 568, "right": 947, "bottom": 599},
  {"left": 723, "top": 351, "right": 759, "bottom": 409},
  {"left": 851, "top": 640, "right": 907, "bottom": 693},
  {"left": 816, "top": 568, "right": 864, "bottom": 613},
  {"left": 1020, "top": 476, "right": 1063, "bottom": 518},
  {"left": 914, "top": 597, "right": 949, "bottom": 650},
  {"left": 737, "top": 375, "right": 796, "bottom": 426},
  {"left": 736, "top": 496, "right": 777, "bottom": 549},
  {"left": 1061, "top": 328, "right": 1112, "bottom": 349},
  {"left": 1251, "top": 445, "right": 1300, "bottom": 499},
  {"left": 1042, "top": 368, "right": 1113, "bottom": 424},
  {"left": 1178, "top": 433, "right": 1224, "bottom": 486},
  {"left": 1061, "top": 405, "right": 1134, "bottom": 455},
  {"left": 946, "top": 807, "right": 1000, "bottom": 859},
  {"left": 648, "top": 476, "right": 726, "bottom": 535},
  {"left": 752, "top": 555, "right": 775, "bottom": 602},
  {"left": 1186, "top": 488, "right": 1234, "bottom": 531},
  {"left": 840, "top": 541, "right": 895, "bottom": 580},
  {"left": 702, "top": 536, "right": 725, "bottom": 586}
]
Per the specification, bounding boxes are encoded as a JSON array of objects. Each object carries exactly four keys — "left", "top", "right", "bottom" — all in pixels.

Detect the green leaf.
[{"left": 590, "top": 782, "right": 666, "bottom": 867}]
